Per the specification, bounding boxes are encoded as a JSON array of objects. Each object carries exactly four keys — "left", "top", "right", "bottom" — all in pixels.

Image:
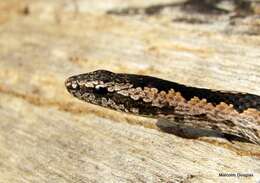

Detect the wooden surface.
[{"left": 0, "top": 0, "right": 260, "bottom": 182}]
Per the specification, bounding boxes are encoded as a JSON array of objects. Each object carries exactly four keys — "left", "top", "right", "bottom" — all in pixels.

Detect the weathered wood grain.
[{"left": 0, "top": 0, "right": 260, "bottom": 182}]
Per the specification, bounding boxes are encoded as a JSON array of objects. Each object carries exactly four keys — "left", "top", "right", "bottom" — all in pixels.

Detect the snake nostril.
[{"left": 65, "top": 79, "right": 79, "bottom": 90}]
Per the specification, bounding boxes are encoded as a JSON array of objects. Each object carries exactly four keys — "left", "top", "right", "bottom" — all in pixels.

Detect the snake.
[{"left": 65, "top": 70, "right": 260, "bottom": 144}]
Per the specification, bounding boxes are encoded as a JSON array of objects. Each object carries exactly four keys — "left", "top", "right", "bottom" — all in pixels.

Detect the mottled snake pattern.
[{"left": 65, "top": 70, "right": 260, "bottom": 144}]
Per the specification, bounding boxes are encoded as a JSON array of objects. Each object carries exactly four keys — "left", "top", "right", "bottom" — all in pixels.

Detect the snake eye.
[{"left": 95, "top": 85, "right": 108, "bottom": 95}]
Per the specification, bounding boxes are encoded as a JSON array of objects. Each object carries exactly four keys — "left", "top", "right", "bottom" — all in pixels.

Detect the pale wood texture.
[{"left": 0, "top": 0, "right": 260, "bottom": 182}]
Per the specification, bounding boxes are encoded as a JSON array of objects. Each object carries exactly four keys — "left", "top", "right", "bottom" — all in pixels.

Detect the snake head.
[
  {"left": 65, "top": 70, "right": 136, "bottom": 111},
  {"left": 65, "top": 69, "right": 175, "bottom": 115},
  {"left": 65, "top": 70, "right": 115, "bottom": 92}
]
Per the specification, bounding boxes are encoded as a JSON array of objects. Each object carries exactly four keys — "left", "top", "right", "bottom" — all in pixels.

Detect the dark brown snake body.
[{"left": 65, "top": 70, "right": 260, "bottom": 144}]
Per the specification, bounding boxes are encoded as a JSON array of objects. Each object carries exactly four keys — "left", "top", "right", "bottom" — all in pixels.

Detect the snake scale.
[{"left": 65, "top": 70, "right": 260, "bottom": 144}]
